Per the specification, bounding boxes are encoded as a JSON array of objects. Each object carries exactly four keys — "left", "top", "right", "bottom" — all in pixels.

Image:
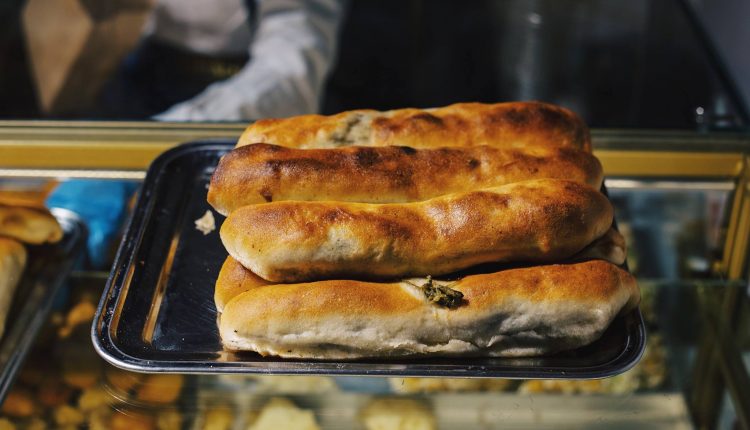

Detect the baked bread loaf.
[
  {"left": 219, "top": 260, "right": 640, "bottom": 359},
  {"left": 237, "top": 101, "right": 591, "bottom": 152},
  {"left": 214, "top": 226, "right": 625, "bottom": 314},
  {"left": 220, "top": 179, "right": 613, "bottom": 282},
  {"left": 208, "top": 143, "right": 603, "bottom": 215},
  {"left": 0, "top": 204, "right": 63, "bottom": 245},
  {"left": 0, "top": 238, "right": 27, "bottom": 338},
  {"left": 215, "top": 257, "right": 270, "bottom": 313}
]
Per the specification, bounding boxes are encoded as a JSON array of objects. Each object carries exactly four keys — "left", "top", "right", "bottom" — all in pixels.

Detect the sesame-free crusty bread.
[
  {"left": 214, "top": 257, "right": 270, "bottom": 313},
  {"left": 0, "top": 238, "right": 27, "bottom": 338},
  {"left": 237, "top": 101, "right": 591, "bottom": 152},
  {"left": 208, "top": 143, "right": 603, "bottom": 215},
  {"left": 219, "top": 260, "right": 639, "bottom": 359},
  {"left": 0, "top": 204, "right": 62, "bottom": 245},
  {"left": 220, "top": 179, "right": 613, "bottom": 283},
  {"left": 214, "top": 227, "right": 625, "bottom": 314}
]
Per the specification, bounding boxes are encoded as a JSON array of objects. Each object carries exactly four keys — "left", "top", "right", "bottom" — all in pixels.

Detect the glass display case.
[
  {"left": 0, "top": 125, "right": 749, "bottom": 429},
  {"left": 3, "top": 0, "right": 750, "bottom": 427}
]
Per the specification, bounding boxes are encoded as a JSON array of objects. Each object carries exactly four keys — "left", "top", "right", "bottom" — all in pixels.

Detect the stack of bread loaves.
[{"left": 207, "top": 101, "right": 640, "bottom": 359}]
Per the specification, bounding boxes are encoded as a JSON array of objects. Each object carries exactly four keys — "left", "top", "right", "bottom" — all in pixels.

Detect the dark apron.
[{"left": 95, "top": 0, "right": 256, "bottom": 119}]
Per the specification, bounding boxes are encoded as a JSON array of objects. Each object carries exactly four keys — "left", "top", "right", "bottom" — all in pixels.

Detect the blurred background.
[{"left": 0, "top": 0, "right": 748, "bottom": 129}]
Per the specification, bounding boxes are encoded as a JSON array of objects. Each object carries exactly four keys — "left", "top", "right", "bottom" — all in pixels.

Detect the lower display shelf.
[
  {"left": 4, "top": 272, "right": 742, "bottom": 430},
  {"left": 187, "top": 391, "right": 691, "bottom": 430}
]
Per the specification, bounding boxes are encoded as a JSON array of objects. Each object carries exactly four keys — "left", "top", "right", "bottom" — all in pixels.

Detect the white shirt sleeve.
[{"left": 155, "top": 0, "right": 346, "bottom": 121}]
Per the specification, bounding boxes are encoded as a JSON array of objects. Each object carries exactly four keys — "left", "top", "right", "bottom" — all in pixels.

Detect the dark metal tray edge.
[{"left": 94, "top": 308, "right": 646, "bottom": 379}]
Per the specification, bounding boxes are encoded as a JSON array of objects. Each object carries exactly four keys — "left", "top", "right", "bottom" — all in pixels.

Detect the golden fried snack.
[{"left": 208, "top": 143, "right": 602, "bottom": 214}]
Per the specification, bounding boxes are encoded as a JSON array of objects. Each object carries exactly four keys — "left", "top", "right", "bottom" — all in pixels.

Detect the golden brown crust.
[
  {"left": 219, "top": 260, "right": 640, "bottom": 358},
  {"left": 214, "top": 257, "right": 270, "bottom": 313},
  {"left": 208, "top": 143, "right": 603, "bottom": 215},
  {"left": 233, "top": 261, "right": 638, "bottom": 323},
  {"left": 0, "top": 204, "right": 62, "bottom": 245},
  {"left": 0, "top": 237, "right": 27, "bottom": 338},
  {"left": 220, "top": 179, "right": 613, "bottom": 282},
  {"left": 215, "top": 228, "right": 628, "bottom": 312},
  {"left": 237, "top": 101, "right": 591, "bottom": 152}
]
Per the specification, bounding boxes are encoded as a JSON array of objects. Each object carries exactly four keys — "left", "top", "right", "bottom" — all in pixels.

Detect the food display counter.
[{"left": 0, "top": 123, "right": 749, "bottom": 429}]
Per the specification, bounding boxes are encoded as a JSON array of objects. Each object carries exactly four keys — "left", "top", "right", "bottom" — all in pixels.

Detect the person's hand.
[
  {"left": 153, "top": 64, "right": 316, "bottom": 122},
  {"left": 152, "top": 81, "right": 236, "bottom": 121},
  {"left": 154, "top": 0, "right": 346, "bottom": 122},
  {"left": 153, "top": 76, "right": 261, "bottom": 122}
]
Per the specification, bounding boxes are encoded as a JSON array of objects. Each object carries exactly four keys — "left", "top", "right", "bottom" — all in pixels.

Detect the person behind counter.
[
  {"left": 72, "top": 0, "right": 345, "bottom": 266},
  {"left": 100, "top": 0, "right": 346, "bottom": 121}
]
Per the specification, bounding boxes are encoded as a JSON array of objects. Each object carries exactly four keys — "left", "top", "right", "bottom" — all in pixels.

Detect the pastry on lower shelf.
[
  {"left": 0, "top": 238, "right": 26, "bottom": 339},
  {"left": 0, "top": 204, "right": 62, "bottom": 245},
  {"left": 135, "top": 374, "right": 185, "bottom": 405},
  {"left": 389, "top": 377, "right": 513, "bottom": 393},
  {"left": 104, "top": 366, "right": 145, "bottom": 394},
  {"left": 0, "top": 287, "right": 185, "bottom": 430},
  {"left": 249, "top": 376, "right": 337, "bottom": 394},
  {"left": 516, "top": 333, "right": 666, "bottom": 395},
  {"left": 199, "top": 407, "right": 233, "bottom": 430},
  {"left": 0, "top": 418, "right": 15, "bottom": 430},
  {"left": 0, "top": 389, "right": 35, "bottom": 418},
  {"left": 156, "top": 410, "right": 182, "bottom": 430},
  {"left": 77, "top": 387, "right": 113, "bottom": 412},
  {"left": 53, "top": 404, "right": 85, "bottom": 427},
  {"left": 110, "top": 409, "right": 155, "bottom": 430},
  {"left": 359, "top": 398, "right": 436, "bottom": 430},
  {"left": 245, "top": 398, "right": 319, "bottom": 430}
]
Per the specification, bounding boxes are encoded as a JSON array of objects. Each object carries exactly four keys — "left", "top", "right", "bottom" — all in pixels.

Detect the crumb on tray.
[{"left": 194, "top": 210, "right": 216, "bottom": 235}]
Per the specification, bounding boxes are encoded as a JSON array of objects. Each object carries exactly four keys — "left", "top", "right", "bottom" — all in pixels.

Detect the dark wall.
[
  {"left": 0, "top": 1, "right": 38, "bottom": 118},
  {"left": 1, "top": 0, "right": 746, "bottom": 130},
  {"left": 323, "top": 0, "right": 747, "bottom": 130}
]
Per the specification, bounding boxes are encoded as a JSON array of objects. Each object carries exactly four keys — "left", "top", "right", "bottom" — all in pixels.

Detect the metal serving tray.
[
  {"left": 0, "top": 208, "right": 87, "bottom": 401},
  {"left": 93, "top": 141, "right": 645, "bottom": 377}
]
